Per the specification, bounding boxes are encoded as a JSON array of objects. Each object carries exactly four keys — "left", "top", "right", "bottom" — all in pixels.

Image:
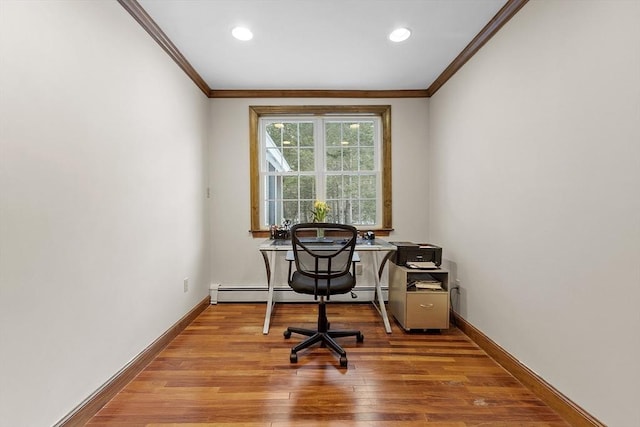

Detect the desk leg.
[
  {"left": 260, "top": 250, "right": 277, "bottom": 334},
  {"left": 372, "top": 251, "right": 392, "bottom": 333}
]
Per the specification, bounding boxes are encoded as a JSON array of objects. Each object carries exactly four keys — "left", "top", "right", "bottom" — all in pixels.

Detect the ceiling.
[{"left": 132, "top": 0, "right": 518, "bottom": 96}]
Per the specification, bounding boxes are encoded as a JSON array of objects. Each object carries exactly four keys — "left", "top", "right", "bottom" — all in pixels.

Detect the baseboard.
[
  {"left": 55, "top": 296, "right": 210, "bottom": 426},
  {"left": 451, "top": 311, "right": 604, "bottom": 427}
]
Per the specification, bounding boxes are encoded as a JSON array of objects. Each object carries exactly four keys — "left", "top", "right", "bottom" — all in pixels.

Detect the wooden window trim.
[{"left": 249, "top": 105, "right": 392, "bottom": 237}]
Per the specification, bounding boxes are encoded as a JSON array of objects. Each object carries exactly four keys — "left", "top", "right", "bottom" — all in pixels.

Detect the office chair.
[{"left": 284, "top": 223, "right": 363, "bottom": 368}]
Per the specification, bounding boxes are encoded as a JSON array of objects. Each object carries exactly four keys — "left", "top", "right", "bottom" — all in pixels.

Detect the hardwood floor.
[{"left": 87, "top": 303, "right": 569, "bottom": 426}]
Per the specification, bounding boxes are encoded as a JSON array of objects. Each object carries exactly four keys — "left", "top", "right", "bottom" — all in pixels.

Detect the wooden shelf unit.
[{"left": 389, "top": 262, "right": 450, "bottom": 331}]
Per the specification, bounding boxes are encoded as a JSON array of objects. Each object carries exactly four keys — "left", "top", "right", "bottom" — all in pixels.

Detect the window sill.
[{"left": 250, "top": 228, "right": 393, "bottom": 238}]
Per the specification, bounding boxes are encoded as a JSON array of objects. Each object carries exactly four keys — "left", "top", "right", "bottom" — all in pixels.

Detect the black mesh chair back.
[{"left": 290, "top": 223, "right": 358, "bottom": 300}]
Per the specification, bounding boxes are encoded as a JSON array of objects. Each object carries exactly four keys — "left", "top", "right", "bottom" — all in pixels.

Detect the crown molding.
[
  {"left": 117, "top": 0, "right": 211, "bottom": 97},
  {"left": 210, "top": 89, "right": 429, "bottom": 98},
  {"left": 426, "top": 0, "right": 529, "bottom": 96}
]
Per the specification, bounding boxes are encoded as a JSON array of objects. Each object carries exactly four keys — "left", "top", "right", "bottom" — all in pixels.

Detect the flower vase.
[{"left": 317, "top": 228, "right": 324, "bottom": 239}]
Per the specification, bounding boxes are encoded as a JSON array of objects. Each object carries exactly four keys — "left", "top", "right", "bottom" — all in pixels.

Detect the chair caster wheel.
[
  {"left": 339, "top": 356, "right": 348, "bottom": 368},
  {"left": 357, "top": 333, "right": 364, "bottom": 343},
  {"left": 290, "top": 353, "right": 298, "bottom": 363},
  {"left": 284, "top": 330, "right": 291, "bottom": 339}
]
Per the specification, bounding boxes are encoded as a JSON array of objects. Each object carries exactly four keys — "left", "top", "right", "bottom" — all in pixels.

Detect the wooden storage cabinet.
[{"left": 389, "top": 262, "right": 450, "bottom": 331}]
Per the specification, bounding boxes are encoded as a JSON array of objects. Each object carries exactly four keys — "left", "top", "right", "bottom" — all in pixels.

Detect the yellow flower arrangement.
[{"left": 311, "top": 200, "right": 329, "bottom": 223}]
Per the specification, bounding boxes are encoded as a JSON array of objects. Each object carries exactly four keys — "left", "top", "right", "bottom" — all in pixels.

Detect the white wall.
[
  {"left": 0, "top": 1, "right": 210, "bottom": 425},
  {"left": 209, "top": 98, "right": 429, "bottom": 292},
  {"left": 428, "top": 1, "right": 640, "bottom": 425}
]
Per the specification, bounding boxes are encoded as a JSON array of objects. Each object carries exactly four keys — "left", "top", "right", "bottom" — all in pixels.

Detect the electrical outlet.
[
  {"left": 356, "top": 264, "right": 363, "bottom": 275},
  {"left": 183, "top": 277, "right": 189, "bottom": 293}
]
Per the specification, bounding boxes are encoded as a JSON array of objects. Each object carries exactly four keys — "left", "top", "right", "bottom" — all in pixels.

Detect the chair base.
[{"left": 284, "top": 301, "right": 363, "bottom": 368}]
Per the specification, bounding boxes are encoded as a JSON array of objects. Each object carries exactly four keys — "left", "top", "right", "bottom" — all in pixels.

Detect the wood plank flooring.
[{"left": 87, "top": 303, "right": 569, "bottom": 426}]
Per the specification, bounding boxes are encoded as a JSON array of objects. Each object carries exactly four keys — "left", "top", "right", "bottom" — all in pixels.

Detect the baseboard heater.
[{"left": 210, "top": 284, "right": 388, "bottom": 304}]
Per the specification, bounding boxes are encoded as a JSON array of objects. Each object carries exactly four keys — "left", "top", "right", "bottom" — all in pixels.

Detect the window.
[{"left": 250, "top": 105, "right": 392, "bottom": 237}]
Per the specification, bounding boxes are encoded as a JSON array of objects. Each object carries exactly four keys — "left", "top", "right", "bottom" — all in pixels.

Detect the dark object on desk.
[
  {"left": 270, "top": 221, "right": 291, "bottom": 240},
  {"left": 284, "top": 222, "right": 363, "bottom": 368},
  {"left": 270, "top": 225, "right": 291, "bottom": 240},
  {"left": 391, "top": 241, "right": 442, "bottom": 267},
  {"left": 273, "top": 229, "right": 289, "bottom": 240}
]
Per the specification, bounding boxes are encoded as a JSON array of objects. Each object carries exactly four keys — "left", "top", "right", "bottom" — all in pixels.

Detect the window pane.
[
  {"left": 265, "top": 198, "right": 281, "bottom": 226},
  {"left": 359, "top": 122, "right": 374, "bottom": 146},
  {"left": 360, "top": 175, "right": 376, "bottom": 198},
  {"left": 299, "top": 122, "right": 314, "bottom": 147},
  {"left": 343, "top": 175, "right": 358, "bottom": 199},
  {"left": 326, "top": 175, "right": 343, "bottom": 199},
  {"left": 301, "top": 199, "right": 315, "bottom": 222},
  {"left": 282, "top": 147, "right": 298, "bottom": 171},
  {"left": 282, "top": 200, "right": 299, "bottom": 223},
  {"left": 345, "top": 200, "right": 358, "bottom": 224},
  {"left": 341, "top": 147, "right": 358, "bottom": 171},
  {"left": 359, "top": 147, "right": 375, "bottom": 171},
  {"left": 324, "top": 200, "right": 338, "bottom": 223},
  {"left": 325, "top": 122, "right": 341, "bottom": 147},
  {"left": 299, "top": 147, "right": 315, "bottom": 171},
  {"left": 360, "top": 199, "right": 376, "bottom": 225},
  {"left": 264, "top": 175, "right": 280, "bottom": 201},
  {"left": 266, "top": 147, "right": 291, "bottom": 172},
  {"left": 266, "top": 123, "right": 282, "bottom": 145},
  {"left": 282, "top": 123, "right": 299, "bottom": 146},
  {"left": 300, "top": 175, "right": 315, "bottom": 200},
  {"left": 342, "top": 123, "right": 358, "bottom": 145},
  {"left": 282, "top": 176, "right": 298, "bottom": 199},
  {"left": 326, "top": 147, "right": 342, "bottom": 171}
]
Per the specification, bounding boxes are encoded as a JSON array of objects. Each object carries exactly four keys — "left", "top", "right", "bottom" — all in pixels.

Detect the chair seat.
[{"left": 289, "top": 271, "right": 355, "bottom": 296}]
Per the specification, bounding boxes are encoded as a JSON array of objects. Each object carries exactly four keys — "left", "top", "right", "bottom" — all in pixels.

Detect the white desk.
[{"left": 259, "top": 238, "right": 396, "bottom": 334}]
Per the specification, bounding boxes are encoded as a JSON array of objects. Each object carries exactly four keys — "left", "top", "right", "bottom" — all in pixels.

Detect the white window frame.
[{"left": 259, "top": 116, "right": 382, "bottom": 228}]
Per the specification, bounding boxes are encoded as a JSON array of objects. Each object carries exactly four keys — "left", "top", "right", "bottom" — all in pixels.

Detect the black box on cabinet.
[{"left": 391, "top": 242, "right": 442, "bottom": 267}]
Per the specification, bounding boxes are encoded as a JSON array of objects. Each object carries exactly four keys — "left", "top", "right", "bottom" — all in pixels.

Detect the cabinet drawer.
[{"left": 405, "top": 292, "right": 449, "bottom": 329}]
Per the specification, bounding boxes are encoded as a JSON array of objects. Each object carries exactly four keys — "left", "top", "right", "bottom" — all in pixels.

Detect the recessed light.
[
  {"left": 341, "top": 141, "right": 350, "bottom": 145},
  {"left": 389, "top": 27, "right": 411, "bottom": 43},
  {"left": 283, "top": 140, "right": 291, "bottom": 145},
  {"left": 232, "top": 26, "right": 253, "bottom": 41}
]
